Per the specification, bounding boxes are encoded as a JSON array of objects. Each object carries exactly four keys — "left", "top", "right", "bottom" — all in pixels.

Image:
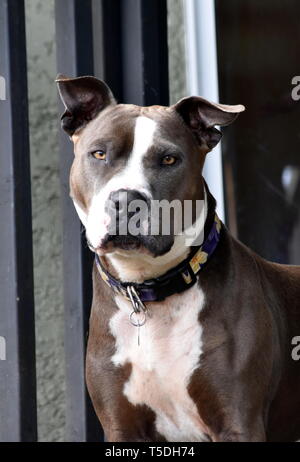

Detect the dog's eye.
[
  {"left": 161, "top": 155, "right": 177, "bottom": 166},
  {"left": 91, "top": 150, "right": 106, "bottom": 160}
]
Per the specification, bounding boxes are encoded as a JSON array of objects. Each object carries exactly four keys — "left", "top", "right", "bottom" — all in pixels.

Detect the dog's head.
[{"left": 57, "top": 75, "right": 244, "bottom": 257}]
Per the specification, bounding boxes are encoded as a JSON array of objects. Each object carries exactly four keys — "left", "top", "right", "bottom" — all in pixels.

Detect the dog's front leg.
[
  {"left": 97, "top": 411, "right": 163, "bottom": 443},
  {"left": 212, "top": 419, "right": 266, "bottom": 442},
  {"left": 105, "top": 429, "right": 158, "bottom": 443},
  {"left": 86, "top": 368, "right": 163, "bottom": 442}
]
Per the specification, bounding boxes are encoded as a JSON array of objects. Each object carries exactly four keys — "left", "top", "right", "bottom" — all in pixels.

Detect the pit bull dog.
[{"left": 57, "top": 75, "right": 300, "bottom": 442}]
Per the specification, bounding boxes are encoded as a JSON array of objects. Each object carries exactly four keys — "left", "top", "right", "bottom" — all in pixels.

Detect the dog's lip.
[
  {"left": 97, "top": 234, "right": 142, "bottom": 251},
  {"left": 113, "top": 238, "right": 141, "bottom": 251}
]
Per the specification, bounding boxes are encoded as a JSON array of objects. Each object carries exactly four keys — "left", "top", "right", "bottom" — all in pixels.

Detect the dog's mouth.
[
  {"left": 105, "top": 234, "right": 142, "bottom": 251},
  {"left": 96, "top": 234, "right": 143, "bottom": 252},
  {"left": 91, "top": 231, "right": 174, "bottom": 258}
]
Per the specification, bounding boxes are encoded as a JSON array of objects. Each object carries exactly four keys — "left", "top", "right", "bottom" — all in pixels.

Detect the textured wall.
[
  {"left": 167, "top": 0, "right": 187, "bottom": 104},
  {"left": 25, "top": 0, "right": 65, "bottom": 442},
  {"left": 24, "top": 0, "right": 186, "bottom": 442}
]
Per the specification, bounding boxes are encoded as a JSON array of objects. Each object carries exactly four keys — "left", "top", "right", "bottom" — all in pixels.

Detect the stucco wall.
[
  {"left": 25, "top": 0, "right": 186, "bottom": 442},
  {"left": 167, "top": 0, "right": 187, "bottom": 103},
  {"left": 25, "top": 0, "right": 65, "bottom": 442}
]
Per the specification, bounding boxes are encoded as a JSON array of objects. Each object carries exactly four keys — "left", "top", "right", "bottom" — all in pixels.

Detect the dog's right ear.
[{"left": 56, "top": 75, "right": 116, "bottom": 136}]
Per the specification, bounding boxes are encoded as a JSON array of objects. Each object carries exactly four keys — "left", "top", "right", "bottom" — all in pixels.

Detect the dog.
[{"left": 57, "top": 75, "right": 300, "bottom": 442}]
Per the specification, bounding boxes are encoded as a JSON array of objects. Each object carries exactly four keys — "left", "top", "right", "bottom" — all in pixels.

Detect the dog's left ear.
[
  {"left": 56, "top": 74, "right": 116, "bottom": 136},
  {"left": 172, "top": 96, "right": 245, "bottom": 151}
]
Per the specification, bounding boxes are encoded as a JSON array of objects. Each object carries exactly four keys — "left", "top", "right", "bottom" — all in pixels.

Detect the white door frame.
[{"left": 183, "top": 0, "right": 225, "bottom": 222}]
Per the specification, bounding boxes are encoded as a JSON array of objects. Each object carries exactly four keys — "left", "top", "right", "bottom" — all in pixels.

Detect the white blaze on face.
[
  {"left": 73, "top": 116, "right": 157, "bottom": 250},
  {"left": 73, "top": 201, "right": 88, "bottom": 228}
]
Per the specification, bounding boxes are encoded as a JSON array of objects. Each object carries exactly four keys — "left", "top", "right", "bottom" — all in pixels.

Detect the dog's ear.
[
  {"left": 56, "top": 75, "right": 116, "bottom": 136},
  {"left": 172, "top": 96, "right": 245, "bottom": 151}
]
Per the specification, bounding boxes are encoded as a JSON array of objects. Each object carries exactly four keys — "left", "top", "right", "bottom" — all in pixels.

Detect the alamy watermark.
[
  {"left": 291, "top": 76, "right": 300, "bottom": 101},
  {"left": 0, "top": 336, "right": 6, "bottom": 361},
  {"left": 105, "top": 197, "right": 206, "bottom": 246},
  {"left": 0, "top": 75, "right": 6, "bottom": 101},
  {"left": 291, "top": 336, "right": 300, "bottom": 361}
]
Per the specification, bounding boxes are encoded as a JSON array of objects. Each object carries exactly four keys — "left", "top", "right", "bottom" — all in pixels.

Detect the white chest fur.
[{"left": 109, "top": 284, "right": 209, "bottom": 442}]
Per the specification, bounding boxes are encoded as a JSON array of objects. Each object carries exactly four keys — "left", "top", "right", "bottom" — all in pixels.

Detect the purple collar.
[{"left": 95, "top": 214, "right": 222, "bottom": 310}]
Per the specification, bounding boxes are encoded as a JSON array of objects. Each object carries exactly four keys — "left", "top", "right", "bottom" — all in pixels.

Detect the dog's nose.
[{"left": 108, "top": 189, "right": 148, "bottom": 219}]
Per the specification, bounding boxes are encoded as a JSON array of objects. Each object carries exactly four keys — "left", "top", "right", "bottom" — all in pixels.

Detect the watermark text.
[
  {"left": 291, "top": 336, "right": 300, "bottom": 361},
  {"left": 291, "top": 76, "right": 300, "bottom": 101},
  {"left": 0, "top": 75, "right": 6, "bottom": 101},
  {"left": 105, "top": 196, "right": 205, "bottom": 246},
  {"left": 0, "top": 336, "right": 6, "bottom": 361}
]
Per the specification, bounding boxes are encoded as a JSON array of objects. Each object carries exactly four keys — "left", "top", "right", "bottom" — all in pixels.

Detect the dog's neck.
[{"left": 103, "top": 182, "right": 214, "bottom": 284}]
